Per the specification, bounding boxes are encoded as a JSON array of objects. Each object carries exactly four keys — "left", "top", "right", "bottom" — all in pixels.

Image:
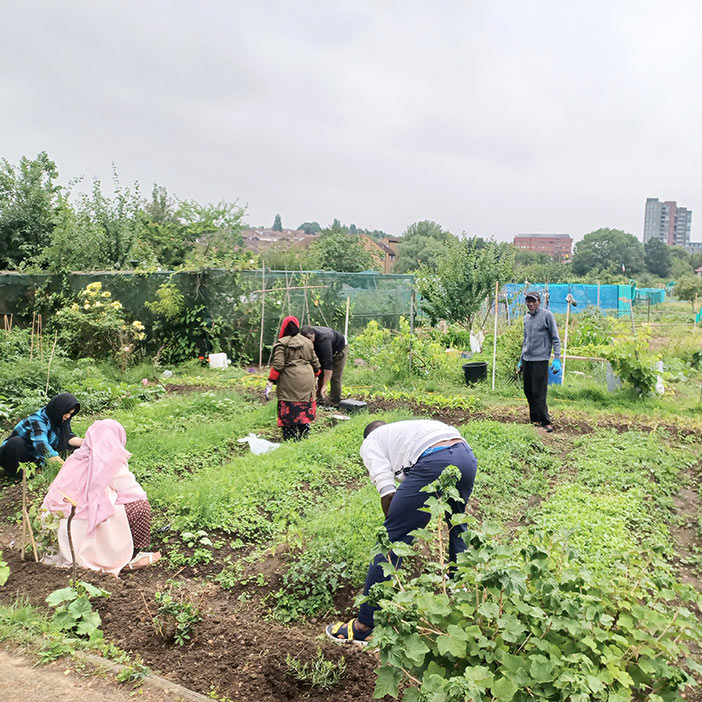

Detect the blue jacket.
[{"left": 521, "top": 307, "right": 561, "bottom": 362}]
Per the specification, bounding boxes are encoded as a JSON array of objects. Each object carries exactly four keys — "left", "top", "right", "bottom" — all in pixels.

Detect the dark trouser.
[
  {"left": 328, "top": 345, "right": 348, "bottom": 406},
  {"left": 281, "top": 425, "right": 310, "bottom": 441},
  {"left": 0, "top": 436, "right": 36, "bottom": 482},
  {"left": 357, "top": 442, "right": 477, "bottom": 628},
  {"left": 523, "top": 360, "right": 551, "bottom": 425}
]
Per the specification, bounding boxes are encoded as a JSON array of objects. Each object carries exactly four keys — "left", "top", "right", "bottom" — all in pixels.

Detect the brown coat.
[{"left": 271, "top": 334, "right": 320, "bottom": 402}]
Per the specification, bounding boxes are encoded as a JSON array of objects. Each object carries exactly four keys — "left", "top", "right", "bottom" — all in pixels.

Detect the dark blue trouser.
[{"left": 357, "top": 442, "right": 477, "bottom": 627}]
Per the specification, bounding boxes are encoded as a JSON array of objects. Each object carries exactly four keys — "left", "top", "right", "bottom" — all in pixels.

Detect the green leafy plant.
[
  {"left": 604, "top": 339, "right": 659, "bottom": 395},
  {"left": 369, "top": 470, "right": 702, "bottom": 701},
  {"left": 45, "top": 581, "right": 110, "bottom": 639},
  {"left": 54, "top": 281, "right": 146, "bottom": 367},
  {"left": 115, "top": 659, "right": 151, "bottom": 687},
  {"left": 285, "top": 647, "right": 347, "bottom": 689},
  {"left": 153, "top": 589, "right": 202, "bottom": 646}
]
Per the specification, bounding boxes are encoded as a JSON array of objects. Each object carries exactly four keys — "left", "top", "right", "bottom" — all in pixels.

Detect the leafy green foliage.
[
  {"left": 153, "top": 590, "right": 202, "bottom": 646},
  {"left": 418, "top": 237, "right": 514, "bottom": 330},
  {"left": 393, "top": 220, "right": 457, "bottom": 274},
  {"left": 285, "top": 647, "right": 347, "bottom": 689},
  {"left": 372, "top": 519, "right": 702, "bottom": 701},
  {"left": 311, "top": 230, "right": 377, "bottom": 272},
  {"left": 54, "top": 282, "right": 146, "bottom": 365},
  {"left": 45, "top": 581, "right": 110, "bottom": 639},
  {"left": 644, "top": 238, "right": 672, "bottom": 277},
  {"left": 603, "top": 339, "right": 659, "bottom": 395},
  {"left": 572, "top": 228, "right": 645, "bottom": 276}
]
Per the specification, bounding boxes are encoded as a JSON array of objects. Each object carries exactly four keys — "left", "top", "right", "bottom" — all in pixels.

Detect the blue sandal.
[{"left": 325, "top": 619, "right": 373, "bottom": 645}]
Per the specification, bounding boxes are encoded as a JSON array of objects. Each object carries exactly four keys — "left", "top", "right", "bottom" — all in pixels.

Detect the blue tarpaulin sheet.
[{"left": 505, "top": 283, "right": 638, "bottom": 317}]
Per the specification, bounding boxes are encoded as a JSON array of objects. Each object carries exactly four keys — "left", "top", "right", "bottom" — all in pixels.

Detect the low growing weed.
[
  {"left": 153, "top": 589, "right": 202, "bottom": 646},
  {"left": 285, "top": 647, "right": 347, "bottom": 689}
]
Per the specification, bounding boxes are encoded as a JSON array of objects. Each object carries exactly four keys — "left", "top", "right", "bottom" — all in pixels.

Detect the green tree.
[
  {"left": 394, "top": 220, "right": 457, "bottom": 273},
  {"left": 674, "top": 275, "right": 702, "bottom": 309},
  {"left": 644, "top": 238, "right": 672, "bottom": 278},
  {"left": 311, "top": 231, "right": 376, "bottom": 272},
  {"left": 138, "top": 185, "right": 191, "bottom": 268},
  {"left": 297, "top": 221, "right": 321, "bottom": 234},
  {"left": 0, "top": 152, "right": 62, "bottom": 269},
  {"left": 571, "top": 228, "right": 644, "bottom": 276},
  {"left": 179, "top": 199, "right": 246, "bottom": 266},
  {"left": 418, "top": 237, "right": 514, "bottom": 330},
  {"left": 668, "top": 245, "right": 694, "bottom": 279},
  {"left": 272, "top": 213, "right": 282, "bottom": 231}
]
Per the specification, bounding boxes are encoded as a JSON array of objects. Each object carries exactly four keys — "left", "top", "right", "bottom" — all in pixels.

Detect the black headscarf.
[{"left": 44, "top": 393, "right": 80, "bottom": 452}]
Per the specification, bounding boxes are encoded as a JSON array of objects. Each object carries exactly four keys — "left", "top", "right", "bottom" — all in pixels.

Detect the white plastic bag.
[
  {"left": 237, "top": 433, "right": 280, "bottom": 455},
  {"left": 469, "top": 332, "right": 483, "bottom": 353},
  {"left": 655, "top": 360, "right": 665, "bottom": 396}
]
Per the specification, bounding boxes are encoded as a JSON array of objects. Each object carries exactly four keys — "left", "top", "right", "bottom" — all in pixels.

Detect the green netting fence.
[{"left": 0, "top": 269, "right": 416, "bottom": 361}]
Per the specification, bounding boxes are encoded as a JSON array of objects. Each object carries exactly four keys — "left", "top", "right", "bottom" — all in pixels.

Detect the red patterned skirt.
[
  {"left": 123, "top": 499, "right": 152, "bottom": 550},
  {"left": 277, "top": 400, "right": 316, "bottom": 427}
]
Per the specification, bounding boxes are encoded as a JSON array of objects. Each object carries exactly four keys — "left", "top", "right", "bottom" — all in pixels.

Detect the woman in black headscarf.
[{"left": 0, "top": 393, "right": 82, "bottom": 482}]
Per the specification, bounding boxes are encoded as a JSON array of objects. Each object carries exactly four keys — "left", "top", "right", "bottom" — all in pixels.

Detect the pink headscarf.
[{"left": 42, "top": 419, "right": 146, "bottom": 535}]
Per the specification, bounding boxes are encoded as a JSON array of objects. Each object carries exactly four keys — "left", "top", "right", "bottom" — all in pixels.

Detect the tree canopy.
[
  {"left": 644, "top": 238, "right": 672, "bottom": 278},
  {"left": 571, "top": 228, "right": 645, "bottom": 276},
  {"left": 394, "top": 220, "right": 457, "bottom": 273},
  {"left": 418, "top": 237, "right": 514, "bottom": 330}
]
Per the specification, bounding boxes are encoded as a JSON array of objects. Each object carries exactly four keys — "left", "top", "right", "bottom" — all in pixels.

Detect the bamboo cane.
[
  {"left": 344, "top": 296, "right": 350, "bottom": 339},
  {"left": 45, "top": 330, "right": 59, "bottom": 395},
  {"left": 491, "top": 281, "right": 499, "bottom": 390},
  {"left": 258, "top": 261, "right": 265, "bottom": 369},
  {"left": 30, "top": 311, "right": 36, "bottom": 360}
]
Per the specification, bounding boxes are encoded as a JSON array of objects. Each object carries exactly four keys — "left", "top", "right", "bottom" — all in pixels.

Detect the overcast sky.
[{"left": 2, "top": 1, "right": 701, "bottom": 243}]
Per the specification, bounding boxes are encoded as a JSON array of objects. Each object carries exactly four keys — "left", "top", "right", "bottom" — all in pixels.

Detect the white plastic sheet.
[{"left": 237, "top": 433, "right": 280, "bottom": 455}]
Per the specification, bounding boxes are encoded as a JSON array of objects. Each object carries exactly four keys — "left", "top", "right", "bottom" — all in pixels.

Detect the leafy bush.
[
  {"left": 54, "top": 281, "right": 145, "bottom": 366},
  {"left": 352, "top": 318, "right": 462, "bottom": 383},
  {"left": 372, "top": 518, "right": 702, "bottom": 701},
  {"left": 603, "top": 339, "right": 659, "bottom": 395}
]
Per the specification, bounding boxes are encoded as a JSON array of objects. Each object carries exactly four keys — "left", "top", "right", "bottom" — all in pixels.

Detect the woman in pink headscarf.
[{"left": 42, "top": 419, "right": 160, "bottom": 575}]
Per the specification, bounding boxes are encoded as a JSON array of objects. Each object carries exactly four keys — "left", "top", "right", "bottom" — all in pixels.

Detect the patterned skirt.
[
  {"left": 277, "top": 400, "right": 316, "bottom": 427},
  {"left": 123, "top": 499, "right": 152, "bottom": 550}
]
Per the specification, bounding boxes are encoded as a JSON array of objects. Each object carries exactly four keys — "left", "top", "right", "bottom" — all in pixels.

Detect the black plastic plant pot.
[{"left": 462, "top": 361, "right": 488, "bottom": 384}]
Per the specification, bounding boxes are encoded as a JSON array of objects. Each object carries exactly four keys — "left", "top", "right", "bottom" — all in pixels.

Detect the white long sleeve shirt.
[{"left": 360, "top": 420, "right": 463, "bottom": 497}]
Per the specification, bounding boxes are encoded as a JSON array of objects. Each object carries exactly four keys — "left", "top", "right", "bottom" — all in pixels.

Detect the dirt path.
[{"left": 0, "top": 649, "right": 179, "bottom": 702}]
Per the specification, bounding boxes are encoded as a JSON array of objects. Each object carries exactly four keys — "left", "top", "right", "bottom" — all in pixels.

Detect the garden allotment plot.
[{"left": 0, "top": 381, "right": 700, "bottom": 702}]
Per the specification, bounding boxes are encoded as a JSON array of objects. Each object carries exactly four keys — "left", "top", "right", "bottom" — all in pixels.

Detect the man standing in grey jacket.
[{"left": 518, "top": 291, "right": 561, "bottom": 432}]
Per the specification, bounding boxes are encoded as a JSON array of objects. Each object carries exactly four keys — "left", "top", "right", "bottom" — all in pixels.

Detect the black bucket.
[{"left": 462, "top": 361, "right": 488, "bottom": 384}]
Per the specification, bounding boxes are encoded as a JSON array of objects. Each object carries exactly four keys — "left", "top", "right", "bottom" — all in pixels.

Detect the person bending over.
[
  {"left": 325, "top": 418, "right": 477, "bottom": 644},
  {"left": 299, "top": 325, "right": 348, "bottom": 406},
  {"left": 42, "top": 419, "right": 160, "bottom": 574},
  {"left": 0, "top": 393, "right": 82, "bottom": 482}
]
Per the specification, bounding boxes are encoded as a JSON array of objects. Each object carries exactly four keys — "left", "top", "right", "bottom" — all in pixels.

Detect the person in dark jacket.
[
  {"left": 265, "top": 316, "right": 321, "bottom": 441},
  {"left": 517, "top": 291, "right": 561, "bottom": 432},
  {"left": 299, "top": 325, "right": 348, "bottom": 406},
  {"left": 0, "top": 393, "right": 82, "bottom": 481}
]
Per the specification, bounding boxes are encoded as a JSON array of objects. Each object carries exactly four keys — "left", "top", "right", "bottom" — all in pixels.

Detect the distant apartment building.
[
  {"left": 512, "top": 233, "right": 572, "bottom": 262},
  {"left": 643, "top": 198, "right": 692, "bottom": 247}
]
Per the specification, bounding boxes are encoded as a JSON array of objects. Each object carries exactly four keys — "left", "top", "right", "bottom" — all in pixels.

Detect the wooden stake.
[
  {"left": 20, "top": 466, "right": 38, "bottom": 562},
  {"left": 409, "top": 291, "right": 415, "bottom": 374},
  {"left": 30, "top": 311, "right": 36, "bottom": 360},
  {"left": 45, "top": 330, "right": 59, "bottom": 395},
  {"left": 344, "top": 296, "right": 350, "bottom": 339},
  {"left": 60, "top": 492, "right": 78, "bottom": 584},
  {"left": 258, "top": 261, "right": 266, "bottom": 369},
  {"left": 597, "top": 282, "right": 600, "bottom": 309},
  {"left": 491, "top": 281, "right": 499, "bottom": 391},
  {"left": 562, "top": 299, "right": 572, "bottom": 386}
]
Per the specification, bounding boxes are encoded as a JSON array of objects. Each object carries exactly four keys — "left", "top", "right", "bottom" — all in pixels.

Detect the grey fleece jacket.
[{"left": 521, "top": 307, "right": 561, "bottom": 362}]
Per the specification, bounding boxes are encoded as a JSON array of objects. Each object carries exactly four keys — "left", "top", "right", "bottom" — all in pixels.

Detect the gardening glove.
[
  {"left": 551, "top": 358, "right": 561, "bottom": 374},
  {"left": 264, "top": 381, "right": 273, "bottom": 401},
  {"left": 516, "top": 358, "right": 522, "bottom": 374}
]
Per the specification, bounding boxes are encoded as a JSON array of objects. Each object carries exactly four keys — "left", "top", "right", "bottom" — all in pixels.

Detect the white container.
[{"left": 208, "top": 352, "right": 229, "bottom": 369}]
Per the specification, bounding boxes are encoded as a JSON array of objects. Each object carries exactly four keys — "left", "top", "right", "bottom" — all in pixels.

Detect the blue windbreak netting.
[{"left": 505, "top": 283, "right": 640, "bottom": 317}]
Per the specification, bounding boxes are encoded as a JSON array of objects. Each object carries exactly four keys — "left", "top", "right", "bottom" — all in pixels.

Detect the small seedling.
[
  {"left": 285, "top": 647, "right": 346, "bottom": 689},
  {"left": 153, "top": 590, "right": 202, "bottom": 646}
]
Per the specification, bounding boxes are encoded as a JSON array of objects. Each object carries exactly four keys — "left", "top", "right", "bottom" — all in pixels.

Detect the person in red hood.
[{"left": 265, "top": 316, "right": 321, "bottom": 441}]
